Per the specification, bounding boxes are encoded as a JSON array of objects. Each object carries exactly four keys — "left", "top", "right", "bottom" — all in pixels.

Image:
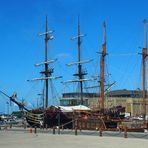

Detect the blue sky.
[{"left": 0, "top": 0, "right": 147, "bottom": 113}]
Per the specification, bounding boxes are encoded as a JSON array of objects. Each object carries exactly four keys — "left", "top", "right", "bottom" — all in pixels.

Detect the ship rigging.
[{"left": 27, "top": 16, "right": 62, "bottom": 109}]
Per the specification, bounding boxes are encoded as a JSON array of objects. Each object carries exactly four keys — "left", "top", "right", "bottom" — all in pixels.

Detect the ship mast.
[
  {"left": 142, "top": 19, "right": 147, "bottom": 119},
  {"left": 45, "top": 16, "right": 49, "bottom": 108},
  {"left": 100, "top": 21, "right": 106, "bottom": 113},
  {"left": 30, "top": 16, "right": 62, "bottom": 109},
  {"left": 77, "top": 17, "right": 84, "bottom": 105},
  {"left": 70, "top": 17, "right": 87, "bottom": 105},
  {"left": 64, "top": 17, "right": 95, "bottom": 106}
]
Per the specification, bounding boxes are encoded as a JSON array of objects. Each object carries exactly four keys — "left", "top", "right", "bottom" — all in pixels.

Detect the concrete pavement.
[{"left": 0, "top": 130, "right": 148, "bottom": 148}]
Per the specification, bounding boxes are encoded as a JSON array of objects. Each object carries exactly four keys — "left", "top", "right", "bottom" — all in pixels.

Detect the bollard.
[
  {"left": 62, "top": 125, "right": 64, "bottom": 131},
  {"left": 75, "top": 127, "right": 77, "bottom": 136},
  {"left": 79, "top": 125, "right": 81, "bottom": 132},
  {"left": 46, "top": 124, "right": 48, "bottom": 130},
  {"left": 58, "top": 126, "right": 60, "bottom": 134},
  {"left": 9, "top": 124, "right": 12, "bottom": 129},
  {"left": 99, "top": 128, "right": 102, "bottom": 137},
  {"left": 24, "top": 124, "right": 26, "bottom": 129},
  {"left": 5, "top": 126, "right": 7, "bottom": 130},
  {"left": 124, "top": 126, "right": 127, "bottom": 138},
  {"left": 53, "top": 127, "right": 55, "bottom": 134},
  {"left": 29, "top": 128, "right": 32, "bottom": 133},
  {"left": 34, "top": 126, "right": 37, "bottom": 134}
]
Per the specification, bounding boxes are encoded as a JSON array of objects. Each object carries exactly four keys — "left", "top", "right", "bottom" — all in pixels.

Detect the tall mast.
[
  {"left": 28, "top": 16, "right": 61, "bottom": 108},
  {"left": 142, "top": 19, "right": 147, "bottom": 119},
  {"left": 100, "top": 21, "right": 106, "bottom": 113},
  {"left": 64, "top": 17, "right": 94, "bottom": 106},
  {"left": 77, "top": 17, "right": 84, "bottom": 105},
  {"left": 38, "top": 16, "right": 54, "bottom": 108},
  {"left": 45, "top": 16, "right": 49, "bottom": 108}
]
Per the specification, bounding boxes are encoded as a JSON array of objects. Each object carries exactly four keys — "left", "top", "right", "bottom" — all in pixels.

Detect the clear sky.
[{"left": 0, "top": 0, "right": 147, "bottom": 113}]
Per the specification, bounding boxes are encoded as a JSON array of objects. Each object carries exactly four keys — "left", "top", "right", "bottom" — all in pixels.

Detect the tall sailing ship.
[
  {"left": 0, "top": 18, "right": 147, "bottom": 130},
  {"left": 25, "top": 16, "right": 94, "bottom": 128},
  {"left": 24, "top": 17, "right": 126, "bottom": 129}
]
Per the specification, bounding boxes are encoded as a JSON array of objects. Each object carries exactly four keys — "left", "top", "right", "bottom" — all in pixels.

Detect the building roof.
[
  {"left": 62, "top": 89, "right": 143, "bottom": 99},
  {"left": 62, "top": 92, "right": 99, "bottom": 98},
  {"left": 107, "top": 89, "right": 143, "bottom": 98}
]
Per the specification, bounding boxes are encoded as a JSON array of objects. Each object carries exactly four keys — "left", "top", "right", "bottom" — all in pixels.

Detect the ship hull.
[
  {"left": 26, "top": 107, "right": 73, "bottom": 128},
  {"left": 26, "top": 106, "right": 125, "bottom": 129}
]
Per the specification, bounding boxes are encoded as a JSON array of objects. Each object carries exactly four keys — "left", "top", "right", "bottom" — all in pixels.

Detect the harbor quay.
[{"left": 0, "top": 128, "right": 148, "bottom": 148}]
